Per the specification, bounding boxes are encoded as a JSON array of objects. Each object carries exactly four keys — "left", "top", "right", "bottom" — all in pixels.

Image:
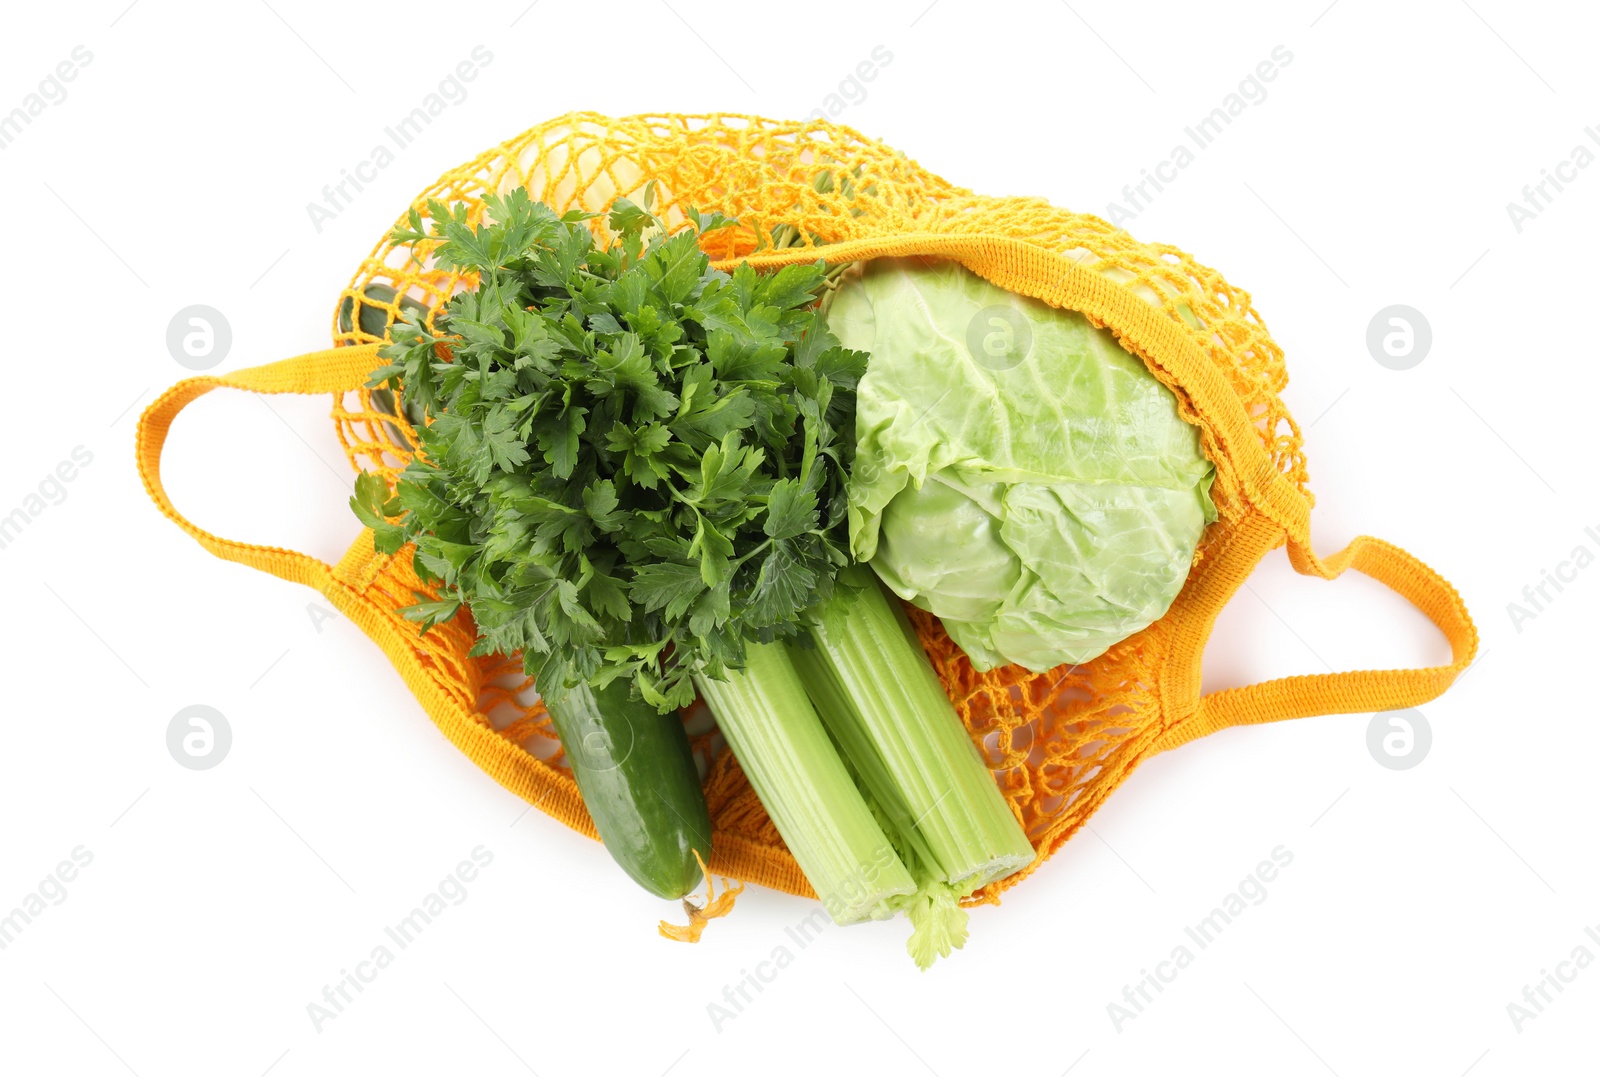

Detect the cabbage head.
[{"left": 827, "top": 259, "right": 1216, "bottom": 672}]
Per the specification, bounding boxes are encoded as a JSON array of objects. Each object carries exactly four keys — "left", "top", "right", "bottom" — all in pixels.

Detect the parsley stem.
[{"left": 729, "top": 537, "right": 773, "bottom": 570}]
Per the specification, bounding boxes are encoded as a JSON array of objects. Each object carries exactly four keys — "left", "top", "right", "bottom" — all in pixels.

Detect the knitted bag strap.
[
  {"left": 133, "top": 341, "right": 581, "bottom": 814},
  {"left": 1154, "top": 510, "right": 1480, "bottom": 753},
  {"left": 135, "top": 344, "right": 381, "bottom": 588}
]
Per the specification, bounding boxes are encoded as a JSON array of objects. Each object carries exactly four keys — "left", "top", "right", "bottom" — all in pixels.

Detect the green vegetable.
[
  {"left": 337, "top": 283, "right": 433, "bottom": 447},
  {"left": 698, "top": 580, "right": 1033, "bottom": 966},
  {"left": 781, "top": 564, "right": 1033, "bottom": 967},
  {"left": 788, "top": 564, "right": 1033, "bottom": 894},
  {"left": 338, "top": 281, "right": 434, "bottom": 343},
  {"left": 543, "top": 678, "right": 712, "bottom": 899},
  {"left": 828, "top": 258, "right": 1217, "bottom": 672},
  {"left": 693, "top": 643, "right": 916, "bottom": 923},
  {"left": 364, "top": 187, "right": 864, "bottom": 709}
]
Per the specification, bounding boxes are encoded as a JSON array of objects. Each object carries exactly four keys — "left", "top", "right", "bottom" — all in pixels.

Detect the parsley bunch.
[{"left": 352, "top": 188, "right": 867, "bottom": 710}]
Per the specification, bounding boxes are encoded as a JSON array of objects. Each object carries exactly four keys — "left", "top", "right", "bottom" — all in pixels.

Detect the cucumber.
[
  {"left": 337, "top": 281, "right": 433, "bottom": 341},
  {"left": 337, "top": 283, "right": 433, "bottom": 447},
  {"left": 543, "top": 680, "right": 713, "bottom": 900}
]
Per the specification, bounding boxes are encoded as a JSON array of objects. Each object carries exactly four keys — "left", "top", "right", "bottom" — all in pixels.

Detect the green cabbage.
[{"left": 827, "top": 259, "right": 1216, "bottom": 672}]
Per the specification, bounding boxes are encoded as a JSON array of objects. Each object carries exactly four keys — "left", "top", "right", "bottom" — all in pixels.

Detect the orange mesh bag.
[{"left": 136, "top": 112, "right": 1477, "bottom": 912}]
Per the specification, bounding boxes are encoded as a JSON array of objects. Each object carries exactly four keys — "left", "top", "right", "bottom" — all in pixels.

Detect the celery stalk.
[
  {"left": 694, "top": 643, "right": 916, "bottom": 925},
  {"left": 788, "top": 565, "right": 1035, "bottom": 895}
]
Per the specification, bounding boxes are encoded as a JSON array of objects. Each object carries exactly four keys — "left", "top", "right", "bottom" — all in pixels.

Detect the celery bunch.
[{"left": 702, "top": 566, "right": 1033, "bottom": 968}]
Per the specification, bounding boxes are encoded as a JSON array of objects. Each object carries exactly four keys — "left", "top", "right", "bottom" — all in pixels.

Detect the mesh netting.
[{"left": 323, "top": 112, "right": 1310, "bottom": 905}]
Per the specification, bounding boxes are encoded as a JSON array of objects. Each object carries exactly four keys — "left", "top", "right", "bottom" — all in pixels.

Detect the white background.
[{"left": 1, "top": 1, "right": 1595, "bottom": 1074}]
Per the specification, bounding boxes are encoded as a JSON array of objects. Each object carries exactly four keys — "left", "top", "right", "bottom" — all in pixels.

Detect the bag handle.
[
  {"left": 137, "top": 342, "right": 617, "bottom": 847},
  {"left": 135, "top": 344, "right": 382, "bottom": 590},
  {"left": 1155, "top": 512, "right": 1479, "bottom": 752}
]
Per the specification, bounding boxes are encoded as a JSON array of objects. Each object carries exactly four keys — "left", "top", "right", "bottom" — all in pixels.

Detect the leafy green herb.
[{"left": 355, "top": 187, "right": 867, "bottom": 709}]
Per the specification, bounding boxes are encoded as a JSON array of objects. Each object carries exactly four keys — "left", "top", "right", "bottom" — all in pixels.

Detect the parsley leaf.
[
  {"left": 358, "top": 187, "right": 869, "bottom": 706},
  {"left": 764, "top": 478, "right": 819, "bottom": 540}
]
